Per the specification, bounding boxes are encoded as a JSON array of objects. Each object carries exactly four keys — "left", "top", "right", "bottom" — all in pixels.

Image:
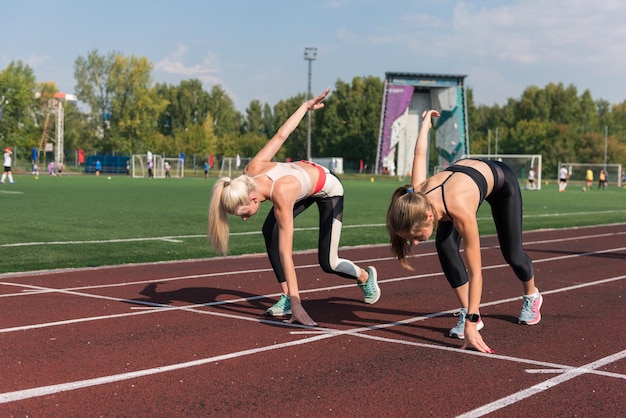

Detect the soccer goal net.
[
  {"left": 558, "top": 163, "right": 622, "bottom": 188},
  {"left": 457, "top": 154, "right": 543, "bottom": 190},
  {"left": 164, "top": 157, "right": 184, "bottom": 179},
  {"left": 132, "top": 154, "right": 165, "bottom": 178},
  {"left": 219, "top": 156, "right": 251, "bottom": 178}
]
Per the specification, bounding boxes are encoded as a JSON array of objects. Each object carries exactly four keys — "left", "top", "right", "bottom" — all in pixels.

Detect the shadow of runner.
[{"left": 128, "top": 282, "right": 271, "bottom": 316}]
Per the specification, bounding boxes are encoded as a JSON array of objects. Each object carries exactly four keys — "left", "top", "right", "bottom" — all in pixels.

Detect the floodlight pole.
[
  {"left": 304, "top": 47, "right": 317, "bottom": 161},
  {"left": 604, "top": 125, "right": 608, "bottom": 171}
]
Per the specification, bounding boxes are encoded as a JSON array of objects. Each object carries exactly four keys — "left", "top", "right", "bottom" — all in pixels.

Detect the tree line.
[{"left": 1, "top": 49, "right": 625, "bottom": 175}]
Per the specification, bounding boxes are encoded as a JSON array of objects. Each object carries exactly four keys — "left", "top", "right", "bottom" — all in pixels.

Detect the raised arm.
[
  {"left": 410, "top": 110, "right": 440, "bottom": 186},
  {"left": 250, "top": 87, "right": 331, "bottom": 165}
]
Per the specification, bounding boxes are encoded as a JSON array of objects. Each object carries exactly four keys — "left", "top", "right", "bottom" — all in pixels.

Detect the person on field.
[
  {"left": 1, "top": 147, "right": 15, "bottom": 184},
  {"left": 585, "top": 169, "right": 593, "bottom": 189},
  {"left": 558, "top": 165, "right": 569, "bottom": 192},
  {"left": 386, "top": 109, "right": 542, "bottom": 354},
  {"left": 598, "top": 170, "right": 606, "bottom": 189},
  {"left": 526, "top": 167, "right": 536, "bottom": 190},
  {"left": 208, "top": 87, "right": 380, "bottom": 326}
]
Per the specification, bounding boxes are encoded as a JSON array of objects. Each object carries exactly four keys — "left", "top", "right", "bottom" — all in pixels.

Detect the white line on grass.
[{"left": 1, "top": 217, "right": 625, "bottom": 248}]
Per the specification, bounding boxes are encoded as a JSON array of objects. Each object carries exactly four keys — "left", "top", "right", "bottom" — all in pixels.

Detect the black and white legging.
[
  {"left": 436, "top": 160, "right": 534, "bottom": 288},
  {"left": 262, "top": 173, "right": 361, "bottom": 284}
]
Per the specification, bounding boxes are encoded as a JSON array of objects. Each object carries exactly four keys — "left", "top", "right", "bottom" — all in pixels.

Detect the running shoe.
[
  {"left": 265, "top": 294, "right": 291, "bottom": 316},
  {"left": 449, "top": 308, "right": 485, "bottom": 339},
  {"left": 358, "top": 266, "right": 381, "bottom": 304},
  {"left": 518, "top": 288, "right": 543, "bottom": 325}
]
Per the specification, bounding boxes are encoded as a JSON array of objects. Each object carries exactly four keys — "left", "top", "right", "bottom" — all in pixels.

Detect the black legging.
[
  {"left": 436, "top": 161, "right": 534, "bottom": 288},
  {"left": 262, "top": 195, "right": 358, "bottom": 283}
]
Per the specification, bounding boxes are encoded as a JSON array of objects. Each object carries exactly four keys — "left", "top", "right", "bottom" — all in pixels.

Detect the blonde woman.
[
  {"left": 386, "top": 110, "right": 542, "bottom": 353},
  {"left": 208, "top": 87, "right": 380, "bottom": 326}
]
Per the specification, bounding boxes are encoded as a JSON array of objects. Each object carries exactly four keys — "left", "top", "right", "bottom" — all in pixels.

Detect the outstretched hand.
[
  {"left": 461, "top": 325, "right": 495, "bottom": 354},
  {"left": 421, "top": 109, "right": 441, "bottom": 125},
  {"left": 287, "top": 303, "right": 317, "bottom": 326},
  {"left": 306, "top": 87, "right": 331, "bottom": 111}
]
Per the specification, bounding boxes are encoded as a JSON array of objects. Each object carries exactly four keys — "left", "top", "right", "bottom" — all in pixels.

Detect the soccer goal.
[
  {"left": 132, "top": 154, "right": 165, "bottom": 178},
  {"left": 558, "top": 162, "right": 622, "bottom": 188},
  {"left": 462, "top": 154, "right": 543, "bottom": 190},
  {"left": 164, "top": 157, "right": 184, "bottom": 179},
  {"left": 219, "top": 156, "right": 251, "bottom": 178}
]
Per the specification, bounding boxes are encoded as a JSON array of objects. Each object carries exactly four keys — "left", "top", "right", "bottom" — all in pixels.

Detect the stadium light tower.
[{"left": 304, "top": 47, "right": 317, "bottom": 161}]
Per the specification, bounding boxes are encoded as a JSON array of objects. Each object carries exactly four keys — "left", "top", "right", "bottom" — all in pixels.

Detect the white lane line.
[
  {"left": 0, "top": 228, "right": 623, "bottom": 406},
  {"left": 0, "top": 332, "right": 337, "bottom": 404},
  {"left": 1, "top": 295, "right": 624, "bottom": 405},
  {"left": 0, "top": 234, "right": 624, "bottom": 300},
  {"left": 456, "top": 349, "right": 626, "bottom": 418}
]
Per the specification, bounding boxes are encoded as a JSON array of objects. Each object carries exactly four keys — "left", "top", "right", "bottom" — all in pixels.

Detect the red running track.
[{"left": 0, "top": 224, "right": 625, "bottom": 417}]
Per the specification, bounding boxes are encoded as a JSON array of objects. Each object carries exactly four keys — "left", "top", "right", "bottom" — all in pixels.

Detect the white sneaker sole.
[{"left": 449, "top": 320, "right": 485, "bottom": 340}]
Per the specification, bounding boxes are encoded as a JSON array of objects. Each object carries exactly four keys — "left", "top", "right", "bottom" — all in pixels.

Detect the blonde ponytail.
[{"left": 207, "top": 175, "right": 257, "bottom": 255}]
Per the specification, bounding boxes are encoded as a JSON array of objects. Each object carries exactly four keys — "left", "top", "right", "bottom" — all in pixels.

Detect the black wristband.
[{"left": 466, "top": 313, "right": 480, "bottom": 322}]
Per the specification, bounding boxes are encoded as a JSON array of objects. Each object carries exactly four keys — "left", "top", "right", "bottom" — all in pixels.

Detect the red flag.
[
  {"left": 359, "top": 159, "right": 364, "bottom": 173},
  {"left": 78, "top": 149, "right": 85, "bottom": 164},
  {"left": 209, "top": 154, "right": 214, "bottom": 167}
]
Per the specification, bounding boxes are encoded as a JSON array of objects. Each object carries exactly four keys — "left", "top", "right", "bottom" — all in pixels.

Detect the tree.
[
  {"left": 0, "top": 61, "right": 38, "bottom": 149},
  {"left": 74, "top": 49, "right": 116, "bottom": 144},
  {"left": 315, "top": 76, "right": 383, "bottom": 168},
  {"left": 107, "top": 54, "right": 167, "bottom": 152},
  {"left": 207, "top": 85, "right": 243, "bottom": 138},
  {"left": 155, "top": 79, "right": 212, "bottom": 138},
  {"left": 272, "top": 94, "right": 307, "bottom": 160}
]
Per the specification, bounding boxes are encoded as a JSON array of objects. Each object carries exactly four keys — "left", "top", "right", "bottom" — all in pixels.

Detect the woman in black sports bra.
[{"left": 386, "top": 110, "right": 543, "bottom": 354}]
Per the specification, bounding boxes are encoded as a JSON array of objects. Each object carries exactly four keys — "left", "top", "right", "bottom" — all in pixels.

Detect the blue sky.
[{"left": 2, "top": 0, "right": 625, "bottom": 112}]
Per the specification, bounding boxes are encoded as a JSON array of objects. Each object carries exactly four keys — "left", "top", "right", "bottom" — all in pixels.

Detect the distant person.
[
  {"left": 95, "top": 160, "right": 101, "bottom": 177},
  {"left": 526, "top": 168, "right": 536, "bottom": 190},
  {"left": 208, "top": 87, "right": 380, "bottom": 326},
  {"left": 165, "top": 161, "right": 171, "bottom": 178},
  {"left": 147, "top": 160, "right": 153, "bottom": 178},
  {"left": 558, "top": 165, "right": 569, "bottom": 192},
  {"left": 1, "top": 147, "right": 15, "bottom": 184},
  {"left": 585, "top": 169, "right": 593, "bottom": 189},
  {"left": 598, "top": 170, "right": 606, "bottom": 189},
  {"left": 204, "top": 161, "right": 209, "bottom": 179},
  {"left": 32, "top": 162, "right": 39, "bottom": 176},
  {"left": 48, "top": 161, "right": 55, "bottom": 176},
  {"left": 57, "top": 162, "right": 64, "bottom": 177},
  {"left": 126, "top": 160, "right": 130, "bottom": 176}
]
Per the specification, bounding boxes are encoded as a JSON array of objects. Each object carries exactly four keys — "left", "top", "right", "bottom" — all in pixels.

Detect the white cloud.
[{"left": 154, "top": 45, "right": 222, "bottom": 85}]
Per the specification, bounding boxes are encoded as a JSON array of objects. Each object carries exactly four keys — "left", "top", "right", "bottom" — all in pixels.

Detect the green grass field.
[{"left": 1, "top": 173, "right": 625, "bottom": 274}]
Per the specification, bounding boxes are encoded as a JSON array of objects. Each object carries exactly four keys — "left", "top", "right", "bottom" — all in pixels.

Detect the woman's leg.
[
  {"left": 316, "top": 196, "right": 362, "bottom": 279},
  {"left": 487, "top": 163, "right": 534, "bottom": 283},
  {"left": 262, "top": 198, "right": 315, "bottom": 284},
  {"left": 436, "top": 221, "right": 467, "bottom": 290}
]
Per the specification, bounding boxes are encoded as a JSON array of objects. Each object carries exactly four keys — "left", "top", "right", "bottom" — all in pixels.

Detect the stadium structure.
[{"left": 375, "top": 72, "right": 469, "bottom": 177}]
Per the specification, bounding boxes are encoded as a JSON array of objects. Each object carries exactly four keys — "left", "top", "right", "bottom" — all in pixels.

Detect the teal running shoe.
[
  {"left": 265, "top": 294, "right": 292, "bottom": 316},
  {"left": 358, "top": 266, "right": 381, "bottom": 304}
]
